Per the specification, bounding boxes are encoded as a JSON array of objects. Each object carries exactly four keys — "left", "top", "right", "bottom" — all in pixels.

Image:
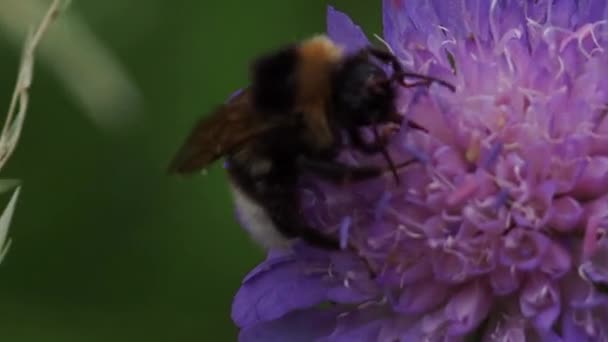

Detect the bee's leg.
[
  {"left": 268, "top": 195, "right": 349, "bottom": 250},
  {"left": 298, "top": 156, "right": 413, "bottom": 183},
  {"left": 347, "top": 126, "right": 411, "bottom": 184},
  {"left": 259, "top": 177, "right": 381, "bottom": 276},
  {"left": 363, "top": 47, "right": 423, "bottom": 86},
  {"left": 405, "top": 120, "right": 428, "bottom": 132},
  {"left": 269, "top": 198, "right": 379, "bottom": 277},
  {"left": 281, "top": 219, "right": 341, "bottom": 250}
]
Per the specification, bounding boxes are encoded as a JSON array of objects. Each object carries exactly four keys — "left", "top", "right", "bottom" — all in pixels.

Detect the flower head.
[{"left": 233, "top": 1, "right": 608, "bottom": 340}]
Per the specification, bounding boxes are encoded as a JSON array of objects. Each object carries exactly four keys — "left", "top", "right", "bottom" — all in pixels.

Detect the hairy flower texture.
[{"left": 233, "top": 1, "right": 608, "bottom": 341}]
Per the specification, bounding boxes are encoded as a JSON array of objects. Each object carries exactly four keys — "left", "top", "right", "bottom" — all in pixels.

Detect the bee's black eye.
[{"left": 332, "top": 59, "right": 394, "bottom": 126}]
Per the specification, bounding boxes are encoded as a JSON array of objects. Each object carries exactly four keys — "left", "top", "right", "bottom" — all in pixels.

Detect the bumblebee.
[{"left": 169, "top": 35, "right": 453, "bottom": 249}]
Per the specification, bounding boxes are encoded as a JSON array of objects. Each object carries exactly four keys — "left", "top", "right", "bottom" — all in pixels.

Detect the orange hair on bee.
[{"left": 294, "top": 35, "right": 344, "bottom": 149}]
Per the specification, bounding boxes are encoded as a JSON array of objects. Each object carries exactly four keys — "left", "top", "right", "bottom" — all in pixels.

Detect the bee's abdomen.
[
  {"left": 226, "top": 154, "right": 298, "bottom": 248},
  {"left": 227, "top": 177, "right": 290, "bottom": 249}
]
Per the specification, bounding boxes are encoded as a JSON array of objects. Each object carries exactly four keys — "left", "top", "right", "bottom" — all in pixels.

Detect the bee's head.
[{"left": 331, "top": 56, "right": 400, "bottom": 127}]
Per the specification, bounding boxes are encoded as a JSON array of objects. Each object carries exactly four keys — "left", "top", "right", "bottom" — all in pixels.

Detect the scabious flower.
[{"left": 232, "top": 1, "right": 608, "bottom": 340}]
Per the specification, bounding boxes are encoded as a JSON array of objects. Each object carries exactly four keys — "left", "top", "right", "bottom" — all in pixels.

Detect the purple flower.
[{"left": 232, "top": 1, "right": 608, "bottom": 340}]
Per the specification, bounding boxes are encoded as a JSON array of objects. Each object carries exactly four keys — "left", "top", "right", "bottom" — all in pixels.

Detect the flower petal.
[
  {"left": 577, "top": 0, "right": 608, "bottom": 25},
  {"left": 429, "top": 0, "right": 467, "bottom": 37},
  {"left": 444, "top": 281, "right": 492, "bottom": 335},
  {"left": 580, "top": 237, "right": 608, "bottom": 285},
  {"left": 231, "top": 257, "right": 327, "bottom": 328},
  {"left": 519, "top": 275, "right": 561, "bottom": 330},
  {"left": 539, "top": 241, "right": 572, "bottom": 279},
  {"left": 561, "top": 309, "right": 594, "bottom": 342},
  {"left": 482, "top": 310, "right": 527, "bottom": 342},
  {"left": 432, "top": 248, "right": 469, "bottom": 284},
  {"left": 321, "top": 304, "right": 391, "bottom": 342},
  {"left": 242, "top": 251, "right": 295, "bottom": 284},
  {"left": 500, "top": 228, "right": 550, "bottom": 270},
  {"left": 394, "top": 281, "right": 450, "bottom": 314},
  {"left": 547, "top": 196, "right": 583, "bottom": 232},
  {"left": 489, "top": 265, "right": 522, "bottom": 295},
  {"left": 571, "top": 157, "right": 608, "bottom": 200},
  {"left": 325, "top": 252, "right": 380, "bottom": 303},
  {"left": 239, "top": 308, "right": 340, "bottom": 342},
  {"left": 327, "top": 6, "right": 369, "bottom": 54},
  {"left": 561, "top": 272, "right": 598, "bottom": 309}
]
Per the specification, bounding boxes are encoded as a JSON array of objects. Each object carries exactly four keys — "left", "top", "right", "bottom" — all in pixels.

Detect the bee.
[{"left": 169, "top": 35, "right": 453, "bottom": 250}]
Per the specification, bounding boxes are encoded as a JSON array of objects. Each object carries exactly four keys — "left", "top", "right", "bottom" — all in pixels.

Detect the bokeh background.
[{"left": 0, "top": 1, "right": 381, "bottom": 341}]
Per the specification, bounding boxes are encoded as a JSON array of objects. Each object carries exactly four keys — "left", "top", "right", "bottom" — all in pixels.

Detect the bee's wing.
[{"left": 168, "top": 90, "right": 275, "bottom": 174}]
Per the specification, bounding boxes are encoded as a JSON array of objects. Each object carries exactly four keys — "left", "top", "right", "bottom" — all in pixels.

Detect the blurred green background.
[{"left": 0, "top": 1, "right": 380, "bottom": 341}]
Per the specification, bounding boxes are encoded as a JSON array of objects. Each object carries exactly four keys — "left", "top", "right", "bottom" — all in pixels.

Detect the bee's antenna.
[
  {"left": 363, "top": 47, "right": 456, "bottom": 92},
  {"left": 372, "top": 124, "right": 400, "bottom": 184}
]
